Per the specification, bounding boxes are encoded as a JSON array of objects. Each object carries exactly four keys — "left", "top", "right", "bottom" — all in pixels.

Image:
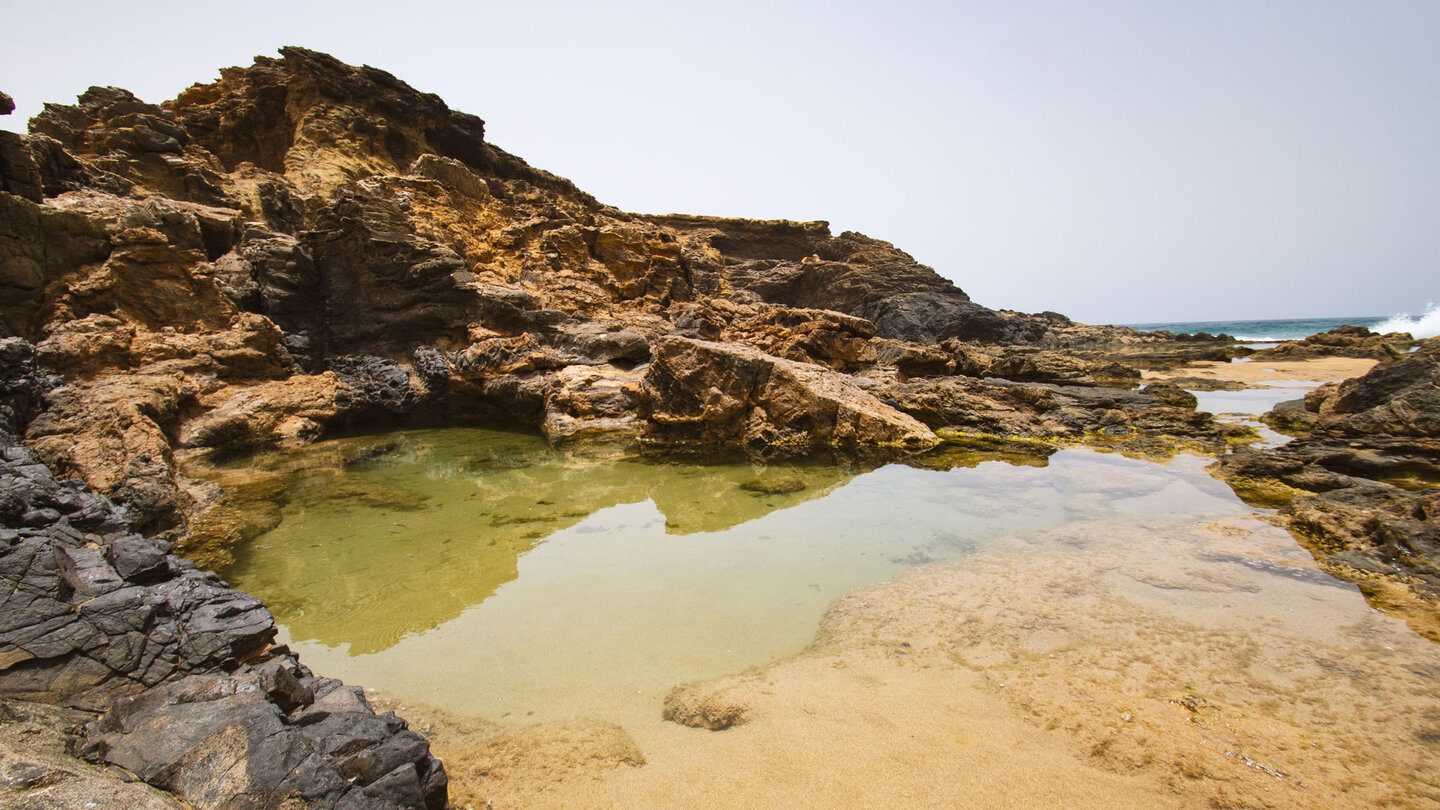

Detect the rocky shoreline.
[
  {"left": 2, "top": 340, "right": 445, "bottom": 808},
  {"left": 1215, "top": 340, "right": 1440, "bottom": 638},
  {"left": 2, "top": 48, "right": 1435, "bottom": 808}
]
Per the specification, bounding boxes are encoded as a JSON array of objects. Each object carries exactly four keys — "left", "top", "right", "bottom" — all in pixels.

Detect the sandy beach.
[{"left": 1144, "top": 357, "right": 1377, "bottom": 386}]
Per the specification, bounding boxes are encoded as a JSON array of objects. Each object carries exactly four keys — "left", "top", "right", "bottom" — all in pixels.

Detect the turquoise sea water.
[{"left": 1125, "top": 304, "right": 1439, "bottom": 342}]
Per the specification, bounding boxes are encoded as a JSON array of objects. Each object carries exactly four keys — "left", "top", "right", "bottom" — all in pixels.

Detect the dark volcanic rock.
[
  {"left": 304, "top": 184, "right": 481, "bottom": 358},
  {"left": 330, "top": 355, "right": 419, "bottom": 423},
  {"left": 1, "top": 428, "right": 448, "bottom": 807},
  {"left": 212, "top": 227, "right": 323, "bottom": 366},
  {"left": 0, "top": 439, "right": 271, "bottom": 709},
  {"left": 0, "top": 339, "right": 51, "bottom": 438},
  {"left": 85, "top": 661, "right": 446, "bottom": 810},
  {"left": 0, "top": 697, "right": 191, "bottom": 809},
  {"left": 3, "top": 338, "right": 444, "bottom": 807}
]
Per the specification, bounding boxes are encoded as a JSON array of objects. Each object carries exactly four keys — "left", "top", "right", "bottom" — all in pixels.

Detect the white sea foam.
[{"left": 1374, "top": 303, "right": 1440, "bottom": 339}]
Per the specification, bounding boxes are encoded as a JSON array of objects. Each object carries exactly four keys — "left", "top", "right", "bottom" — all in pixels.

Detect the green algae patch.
[
  {"left": 934, "top": 428, "right": 1063, "bottom": 450},
  {"left": 919, "top": 430, "right": 1057, "bottom": 470},
  {"left": 1217, "top": 474, "right": 1307, "bottom": 510}
]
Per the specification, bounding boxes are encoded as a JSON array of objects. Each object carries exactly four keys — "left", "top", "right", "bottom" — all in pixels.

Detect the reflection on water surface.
[{"left": 212, "top": 428, "right": 1267, "bottom": 725}]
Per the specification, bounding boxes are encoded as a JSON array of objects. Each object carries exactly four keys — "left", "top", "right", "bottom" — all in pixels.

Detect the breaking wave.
[{"left": 1374, "top": 303, "right": 1440, "bottom": 339}]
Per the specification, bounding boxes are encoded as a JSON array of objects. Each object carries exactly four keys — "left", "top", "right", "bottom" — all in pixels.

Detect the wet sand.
[{"left": 1144, "top": 356, "right": 1377, "bottom": 386}]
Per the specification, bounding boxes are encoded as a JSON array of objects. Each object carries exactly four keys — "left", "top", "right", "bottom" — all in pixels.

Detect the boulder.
[
  {"left": 986, "top": 347, "right": 1141, "bottom": 387},
  {"left": 85, "top": 662, "right": 447, "bottom": 810},
  {"left": 639, "top": 337, "right": 936, "bottom": 453}
]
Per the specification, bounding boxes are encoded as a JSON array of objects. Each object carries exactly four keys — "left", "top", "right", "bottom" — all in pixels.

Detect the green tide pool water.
[{"left": 207, "top": 428, "right": 1302, "bottom": 728}]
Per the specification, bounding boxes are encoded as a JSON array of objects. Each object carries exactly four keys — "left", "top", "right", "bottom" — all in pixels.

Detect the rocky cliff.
[
  {"left": 1, "top": 48, "right": 1243, "bottom": 809},
  {"left": 0, "top": 47, "right": 1228, "bottom": 540}
]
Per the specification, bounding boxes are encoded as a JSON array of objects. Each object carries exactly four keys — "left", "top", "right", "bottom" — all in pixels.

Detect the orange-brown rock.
[
  {"left": 1248, "top": 325, "right": 1413, "bottom": 361},
  {"left": 0, "top": 46, "right": 1253, "bottom": 534},
  {"left": 0, "top": 47, "right": 1338, "bottom": 810},
  {"left": 640, "top": 337, "right": 936, "bottom": 453}
]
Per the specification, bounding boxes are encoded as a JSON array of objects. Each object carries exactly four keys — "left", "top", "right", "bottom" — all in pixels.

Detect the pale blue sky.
[{"left": 2, "top": 1, "right": 1435, "bottom": 324}]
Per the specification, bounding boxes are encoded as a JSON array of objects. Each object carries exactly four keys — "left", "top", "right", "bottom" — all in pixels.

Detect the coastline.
[{"left": 2, "top": 47, "right": 1434, "bottom": 810}]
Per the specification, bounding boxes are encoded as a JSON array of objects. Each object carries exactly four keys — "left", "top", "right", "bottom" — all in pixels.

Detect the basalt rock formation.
[{"left": 1, "top": 49, "right": 1245, "bottom": 808}]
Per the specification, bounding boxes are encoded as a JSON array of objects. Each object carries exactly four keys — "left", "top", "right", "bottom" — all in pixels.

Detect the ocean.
[{"left": 1124, "top": 303, "right": 1440, "bottom": 342}]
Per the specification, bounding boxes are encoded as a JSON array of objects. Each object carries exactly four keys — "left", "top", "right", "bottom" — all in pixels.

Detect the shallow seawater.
[
  {"left": 218, "top": 428, "right": 1274, "bottom": 727},
  {"left": 1190, "top": 381, "right": 1317, "bottom": 448},
  {"left": 1189, "top": 381, "right": 1314, "bottom": 417}
]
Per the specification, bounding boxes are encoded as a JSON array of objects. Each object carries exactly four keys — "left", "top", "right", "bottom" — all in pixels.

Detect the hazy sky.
[{"left": 2, "top": 1, "right": 1435, "bottom": 324}]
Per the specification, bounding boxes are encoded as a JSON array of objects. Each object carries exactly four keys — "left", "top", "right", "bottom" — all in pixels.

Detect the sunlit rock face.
[
  {"left": 1, "top": 46, "right": 1229, "bottom": 536},
  {"left": 0, "top": 47, "right": 1274, "bottom": 810}
]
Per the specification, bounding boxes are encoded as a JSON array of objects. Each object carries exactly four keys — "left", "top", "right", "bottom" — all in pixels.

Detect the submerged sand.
[
  {"left": 402, "top": 513, "right": 1439, "bottom": 809},
  {"left": 368, "top": 356, "right": 1438, "bottom": 809}
]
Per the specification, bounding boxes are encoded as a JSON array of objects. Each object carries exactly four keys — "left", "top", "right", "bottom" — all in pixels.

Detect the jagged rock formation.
[
  {"left": 1, "top": 48, "right": 1245, "bottom": 808},
  {"left": 0, "top": 47, "right": 1233, "bottom": 541},
  {"left": 1246, "top": 325, "right": 1414, "bottom": 361}
]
